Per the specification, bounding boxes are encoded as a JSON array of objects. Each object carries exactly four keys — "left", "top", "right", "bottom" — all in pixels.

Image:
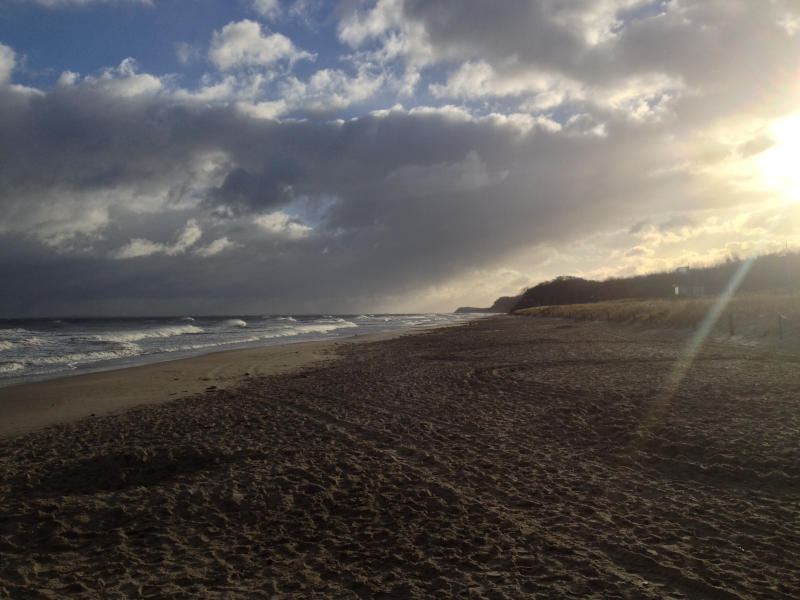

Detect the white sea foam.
[
  {"left": 0, "top": 361, "right": 23, "bottom": 373},
  {"left": 22, "top": 343, "right": 142, "bottom": 368},
  {"left": 173, "top": 336, "right": 264, "bottom": 353},
  {"left": 0, "top": 341, "right": 15, "bottom": 351},
  {"left": 180, "top": 316, "right": 195, "bottom": 321},
  {"left": 225, "top": 319, "right": 248, "bottom": 328},
  {"left": 263, "top": 321, "right": 357, "bottom": 339},
  {"left": 93, "top": 325, "right": 204, "bottom": 343},
  {"left": 0, "top": 330, "right": 45, "bottom": 346}
]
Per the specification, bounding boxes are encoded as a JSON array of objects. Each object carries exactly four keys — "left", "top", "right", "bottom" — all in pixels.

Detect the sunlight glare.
[{"left": 758, "top": 114, "right": 800, "bottom": 203}]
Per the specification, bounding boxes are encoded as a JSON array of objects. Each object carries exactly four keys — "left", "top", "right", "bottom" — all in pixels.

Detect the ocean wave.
[
  {"left": 334, "top": 317, "right": 353, "bottom": 323},
  {"left": 0, "top": 331, "right": 45, "bottom": 346},
  {"left": 0, "top": 361, "right": 23, "bottom": 373},
  {"left": 92, "top": 325, "right": 204, "bottom": 343},
  {"left": 19, "top": 342, "right": 142, "bottom": 368},
  {"left": 171, "top": 336, "right": 264, "bottom": 353},
  {"left": 224, "top": 319, "right": 248, "bottom": 328},
  {"left": 264, "top": 321, "right": 358, "bottom": 339},
  {"left": 0, "top": 328, "right": 30, "bottom": 334}
]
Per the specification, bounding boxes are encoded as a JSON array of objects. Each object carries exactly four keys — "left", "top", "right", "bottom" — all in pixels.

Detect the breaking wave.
[
  {"left": 225, "top": 319, "right": 248, "bottom": 328},
  {"left": 266, "top": 320, "right": 357, "bottom": 338},
  {"left": 15, "top": 343, "right": 142, "bottom": 369},
  {"left": 92, "top": 325, "right": 204, "bottom": 343},
  {"left": 0, "top": 361, "right": 23, "bottom": 374}
]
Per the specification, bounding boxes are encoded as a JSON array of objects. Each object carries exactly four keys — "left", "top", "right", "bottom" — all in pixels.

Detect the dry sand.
[{"left": 1, "top": 316, "right": 799, "bottom": 598}]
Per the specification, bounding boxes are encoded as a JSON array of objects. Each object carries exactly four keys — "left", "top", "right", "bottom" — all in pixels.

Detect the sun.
[{"left": 758, "top": 114, "right": 800, "bottom": 204}]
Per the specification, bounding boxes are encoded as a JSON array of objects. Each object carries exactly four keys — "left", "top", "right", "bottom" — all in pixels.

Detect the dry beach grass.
[
  {"left": 1, "top": 315, "right": 799, "bottom": 598},
  {"left": 515, "top": 291, "right": 800, "bottom": 339}
]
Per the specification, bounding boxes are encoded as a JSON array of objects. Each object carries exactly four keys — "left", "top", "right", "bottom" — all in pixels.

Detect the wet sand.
[
  {"left": 1, "top": 315, "right": 798, "bottom": 598},
  {"left": 0, "top": 331, "right": 407, "bottom": 437}
]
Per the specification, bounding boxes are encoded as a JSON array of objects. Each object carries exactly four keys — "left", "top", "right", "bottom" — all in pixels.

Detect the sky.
[{"left": 1, "top": 0, "right": 800, "bottom": 316}]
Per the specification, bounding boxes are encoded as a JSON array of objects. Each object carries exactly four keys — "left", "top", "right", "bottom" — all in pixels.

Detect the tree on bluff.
[{"left": 508, "top": 250, "right": 800, "bottom": 312}]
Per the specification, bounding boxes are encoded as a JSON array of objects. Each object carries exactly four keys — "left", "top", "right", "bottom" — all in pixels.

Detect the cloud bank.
[{"left": 1, "top": 1, "right": 799, "bottom": 315}]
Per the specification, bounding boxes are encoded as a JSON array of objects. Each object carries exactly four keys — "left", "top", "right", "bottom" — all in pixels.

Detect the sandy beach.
[{"left": 1, "top": 315, "right": 799, "bottom": 598}]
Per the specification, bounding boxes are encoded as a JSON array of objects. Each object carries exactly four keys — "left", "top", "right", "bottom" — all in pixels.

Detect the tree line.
[{"left": 509, "top": 251, "right": 800, "bottom": 312}]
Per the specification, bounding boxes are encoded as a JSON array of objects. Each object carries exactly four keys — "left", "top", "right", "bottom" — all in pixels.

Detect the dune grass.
[{"left": 514, "top": 291, "right": 800, "bottom": 340}]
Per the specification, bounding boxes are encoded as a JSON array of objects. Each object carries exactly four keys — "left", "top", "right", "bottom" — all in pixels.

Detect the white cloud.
[
  {"left": 0, "top": 44, "right": 15, "bottom": 86},
  {"left": 0, "top": 188, "right": 112, "bottom": 249},
  {"left": 209, "top": 20, "right": 314, "bottom": 70},
  {"left": 112, "top": 219, "right": 203, "bottom": 259},
  {"left": 778, "top": 13, "right": 800, "bottom": 36},
  {"left": 171, "top": 72, "right": 273, "bottom": 104},
  {"left": 236, "top": 99, "right": 288, "bottom": 120},
  {"left": 85, "top": 57, "right": 163, "bottom": 97},
  {"left": 252, "top": 0, "right": 280, "bottom": 20},
  {"left": 337, "top": 0, "right": 433, "bottom": 69},
  {"left": 173, "top": 219, "right": 202, "bottom": 252},
  {"left": 195, "top": 236, "right": 236, "bottom": 257},
  {"left": 543, "top": 0, "right": 654, "bottom": 46},
  {"left": 112, "top": 237, "right": 165, "bottom": 259},
  {"left": 254, "top": 211, "right": 312, "bottom": 239},
  {"left": 282, "top": 67, "right": 384, "bottom": 111},
  {"left": 430, "top": 60, "right": 581, "bottom": 111},
  {"left": 56, "top": 70, "right": 79, "bottom": 86},
  {"left": 337, "top": 0, "right": 403, "bottom": 47},
  {"left": 593, "top": 73, "right": 684, "bottom": 121}
]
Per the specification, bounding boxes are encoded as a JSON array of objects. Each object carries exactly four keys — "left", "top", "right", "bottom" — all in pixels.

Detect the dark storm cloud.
[
  {"left": 209, "top": 155, "right": 304, "bottom": 215},
  {"left": 0, "top": 76, "right": 682, "bottom": 315}
]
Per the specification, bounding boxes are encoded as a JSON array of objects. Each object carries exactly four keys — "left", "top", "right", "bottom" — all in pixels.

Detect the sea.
[{"left": 0, "top": 313, "right": 481, "bottom": 388}]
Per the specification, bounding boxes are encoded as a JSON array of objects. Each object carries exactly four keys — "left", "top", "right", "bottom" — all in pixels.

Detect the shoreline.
[{"left": 0, "top": 328, "right": 423, "bottom": 438}]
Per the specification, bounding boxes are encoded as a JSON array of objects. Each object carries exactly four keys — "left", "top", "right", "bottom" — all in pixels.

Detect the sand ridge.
[{"left": 1, "top": 316, "right": 799, "bottom": 598}]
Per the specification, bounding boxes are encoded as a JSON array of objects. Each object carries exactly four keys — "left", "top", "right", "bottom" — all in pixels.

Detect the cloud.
[
  {"left": 337, "top": 0, "right": 405, "bottom": 48},
  {"left": 2, "top": 1, "right": 800, "bottom": 314},
  {"left": 195, "top": 236, "right": 236, "bottom": 257},
  {"left": 112, "top": 219, "right": 202, "bottom": 259},
  {"left": 209, "top": 20, "right": 314, "bottom": 70},
  {"left": 0, "top": 44, "right": 14, "bottom": 86},
  {"left": 175, "top": 42, "right": 202, "bottom": 66},
  {"left": 254, "top": 211, "right": 312, "bottom": 239},
  {"left": 281, "top": 67, "right": 385, "bottom": 112},
  {"left": 84, "top": 57, "right": 164, "bottom": 97},
  {"left": 252, "top": 0, "right": 281, "bottom": 20}
]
